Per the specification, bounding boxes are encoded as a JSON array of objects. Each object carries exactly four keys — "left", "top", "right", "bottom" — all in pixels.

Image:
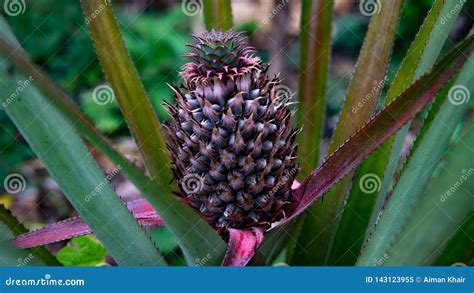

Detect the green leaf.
[
  {"left": 57, "top": 236, "right": 107, "bottom": 266},
  {"left": 80, "top": 0, "right": 226, "bottom": 265},
  {"left": 203, "top": 0, "right": 233, "bottom": 31},
  {"left": 293, "top": 0, "right": 404, "bottom": 265},
  {"left": 328, "top": 0, "right": 462, "bottom": 265},
  {"left": 288, "top": 0, "right": 333, "bottom": 263},
  {"left": 80, "top": 0, "right": 171, "bottom": 189},
  {"left": 0, "top": 14, "right": 226, "bottom": 266},
  {"left": 297, "top": 0, "right": 332, "bottom": 175},
  {"left": 357, "top": 51, "right": 474, "bottom": 265},
  {"left": 0, "top": 70, "right": 165, "bottom": 266},
  {"left": 363, "top": 0, "right": 466, "bottom": 246},
  {"left": 286, "top": 35, "right": 473, "bottom": 238},
  {"left": 381, "top": 119, "right": 474, "bottom": 265},
  {"left": 0, "top": 205, "right": 60, "bottom": 266}
]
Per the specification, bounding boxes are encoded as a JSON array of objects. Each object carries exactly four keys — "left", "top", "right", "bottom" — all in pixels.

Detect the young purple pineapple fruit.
[{"left": 163, "top": 30, "right": 298, "bottom": 232}]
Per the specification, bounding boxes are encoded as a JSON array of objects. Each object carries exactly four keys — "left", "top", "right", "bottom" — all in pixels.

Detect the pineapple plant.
[
  {"left": 0, "top": 0, "right": 472, "bottom": 267},
  {"left": 164, "top": 29, "right": 298, "bottom": 232}
]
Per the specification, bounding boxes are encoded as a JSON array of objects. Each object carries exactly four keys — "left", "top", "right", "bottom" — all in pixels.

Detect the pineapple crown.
[{"left": 180, "top": 29, "right": 261, "bottom": 86}]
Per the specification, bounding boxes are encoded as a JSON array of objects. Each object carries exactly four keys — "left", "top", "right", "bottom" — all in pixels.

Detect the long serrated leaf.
[
  {"left": 381, "top": 120, "right": 474, "bottom": 265},
  {"left": 202, "top": 0, "right": 233, "bottom": 31},
  {"left": 0, "top": 14, "right": 227, "bottom": 266},
  {"left": 363, "top": 0, "right": 466, "bottom": 245},
  {"left": 0, "top": 222, "right": 45, "bottom": 266},
  {"left": 80, "top": 0, "right": 171, "bottom": 188},
  {"left": 0, "top": 205, "right": 60, "bottom": 266},
  {"left": 293, "top": 0, "right": 404, "bottom": 265},
  {"left": 283, "top": 35, "right": 474, "bottom": 231},
  {"left": 0, "top": 72, "right": 166, "bottom": 266},
  {"left": 12, "top": 199, "right": 164, "bottom": 249},
  {"left": 328, "top": 0, "right": 460, "bottom": 265},
  {"left": 357, "top": 49, "right": 474, "bottom": 265}
]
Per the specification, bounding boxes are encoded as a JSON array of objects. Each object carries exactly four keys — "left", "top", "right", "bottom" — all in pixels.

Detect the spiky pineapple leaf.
[
  {"left": 357, "top": 51, "right": 474, "bottom": 265},
  {"left": 284, "top": 34, "right": 473, "bottom": 230},
  {"left": 79, "top": 0, "right": 226, "bottom": 265},
  {"left": 12, "top": 199, "right": 165, "bottom": 249},
  {"left": 328, "top": 0, "right": 462, "bottom": 265},
  {"left": 80, "top": 0, "right": 171, "bottom": 189},
  {"left": 363, "top": 0, "right": 467, "bottom": 246},
  {"left": 0, "top": 205, "right": 60, "bottom": 266},
  {"left": 203, "top": 0, "right": 233, "bottom": 31},
  {"left": 293, "top": 0, "right": 404, "bottom": 265},
  {"left": 0, "top": 71, "right": 166, "bottom": 265},
  {"left": 380, "top": 118, "right": 474, "bottom": 265},
  {"left": 56, "top": 236, "right": 107, "bottom": 267}
]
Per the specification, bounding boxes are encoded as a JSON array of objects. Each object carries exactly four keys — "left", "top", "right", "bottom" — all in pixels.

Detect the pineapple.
[{"left": 163, "top": 29, "right": 299, "bottom": 232}]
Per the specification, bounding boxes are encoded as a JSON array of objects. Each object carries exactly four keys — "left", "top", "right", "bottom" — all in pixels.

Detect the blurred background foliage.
[{"left": 0, "top": 0, "right": 472, "bottom": 265}]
